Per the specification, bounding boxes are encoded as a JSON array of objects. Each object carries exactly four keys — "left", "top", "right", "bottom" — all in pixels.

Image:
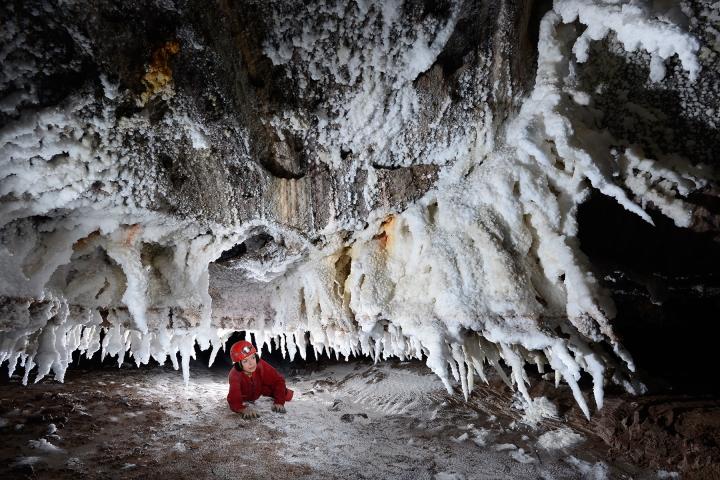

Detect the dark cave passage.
[{"left": 579, "top": 191, "right": 720, "bottom": 393}]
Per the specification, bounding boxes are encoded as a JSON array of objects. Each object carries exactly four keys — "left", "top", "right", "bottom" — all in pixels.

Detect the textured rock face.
[{"left": 1, "top": 0, "right": 719, "bottom": 416}]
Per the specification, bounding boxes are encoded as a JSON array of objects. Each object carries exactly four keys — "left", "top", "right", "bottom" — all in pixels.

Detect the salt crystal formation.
[{"left": 1, "top": 0, "right": 717, "bottom": 417}]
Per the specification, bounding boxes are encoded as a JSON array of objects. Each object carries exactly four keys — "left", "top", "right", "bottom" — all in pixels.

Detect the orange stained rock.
[
  {"left": 72, "top": 230, "right": 101, "bottom": 251},
  {"left": 122, "top": 223, "right": 142, "bottom": 246},
  {"left": 140, "top": 40, "right": 181, "bottom": 105},
  {"left": 375, "top": 215, "right": 395, "bottom": 250}
]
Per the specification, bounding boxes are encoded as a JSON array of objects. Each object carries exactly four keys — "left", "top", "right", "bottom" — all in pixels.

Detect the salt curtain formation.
[{"left": 0, "top": 0, "right": 716, "bottom": 418}]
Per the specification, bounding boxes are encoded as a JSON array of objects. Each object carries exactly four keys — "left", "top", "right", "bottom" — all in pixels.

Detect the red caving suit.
[{"left": 227, "top": 359, "right": 294, "bottom": 412}]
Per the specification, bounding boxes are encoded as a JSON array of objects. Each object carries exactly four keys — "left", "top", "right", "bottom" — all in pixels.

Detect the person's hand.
[
  {"left": 240, "top": 408, "right": 259, "bottom": 419},
  {"left": 271, "top": 404, "right": 286, "bottom": 414}
]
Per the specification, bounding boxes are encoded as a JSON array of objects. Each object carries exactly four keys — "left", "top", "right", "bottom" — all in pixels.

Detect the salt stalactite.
[
  {"left": 0, "top": 211, "right": 248, "bottom": 385},
  {"left": 553, "top": 0, "right": 700, "bottom": 82},
  {"left": 509, "top": 0, "right": 705, "bottom": 228}
]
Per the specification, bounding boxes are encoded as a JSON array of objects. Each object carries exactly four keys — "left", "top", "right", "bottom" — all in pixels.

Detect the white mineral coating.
[{"left": 0, "top": 0, "right": 716, "bottom": 416}]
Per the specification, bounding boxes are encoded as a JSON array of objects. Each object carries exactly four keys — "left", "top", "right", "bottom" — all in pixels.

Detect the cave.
[{"left": 1, "top": 0, "right": 719, "bottom": 479}]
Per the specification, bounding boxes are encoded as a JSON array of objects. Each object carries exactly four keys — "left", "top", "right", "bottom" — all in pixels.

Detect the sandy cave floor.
[{"left": 0, "top": 359, "right": 675, "bottom": 480}]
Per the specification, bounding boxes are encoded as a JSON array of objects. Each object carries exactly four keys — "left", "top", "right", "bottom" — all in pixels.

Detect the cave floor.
[{"left": 0, "top": 360, "right": 675, "bottom": 479}]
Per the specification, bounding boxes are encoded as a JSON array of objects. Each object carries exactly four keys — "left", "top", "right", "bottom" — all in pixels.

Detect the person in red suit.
[{"left": 227, "top": 340, "right": 293, "bottom": 419}]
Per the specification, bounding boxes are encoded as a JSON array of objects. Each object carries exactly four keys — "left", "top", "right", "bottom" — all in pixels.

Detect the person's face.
[{"left": 241, "top": 354, "right": 257, "bottom": 373}]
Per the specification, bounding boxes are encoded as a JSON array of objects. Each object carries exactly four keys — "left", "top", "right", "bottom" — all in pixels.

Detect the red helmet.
[{"left": 230, "top": 340, "right": 257, "bottom": 363}]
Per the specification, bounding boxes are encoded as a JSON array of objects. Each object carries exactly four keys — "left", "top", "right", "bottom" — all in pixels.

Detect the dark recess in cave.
[
  {"left": 260, "top": 131, "right": 308, "bottom": 180},
  {"left": 215, "top": 232, "right": 275, "bottom": 263},
  {"left": 371, "top": 163, "right": 402, "bottom": 170},
  {"left": 526, "top": 0, "right": 553, "bottom": 55},
  {"left": 578, "top": 191, "right": 720, "bottom": 394}
]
